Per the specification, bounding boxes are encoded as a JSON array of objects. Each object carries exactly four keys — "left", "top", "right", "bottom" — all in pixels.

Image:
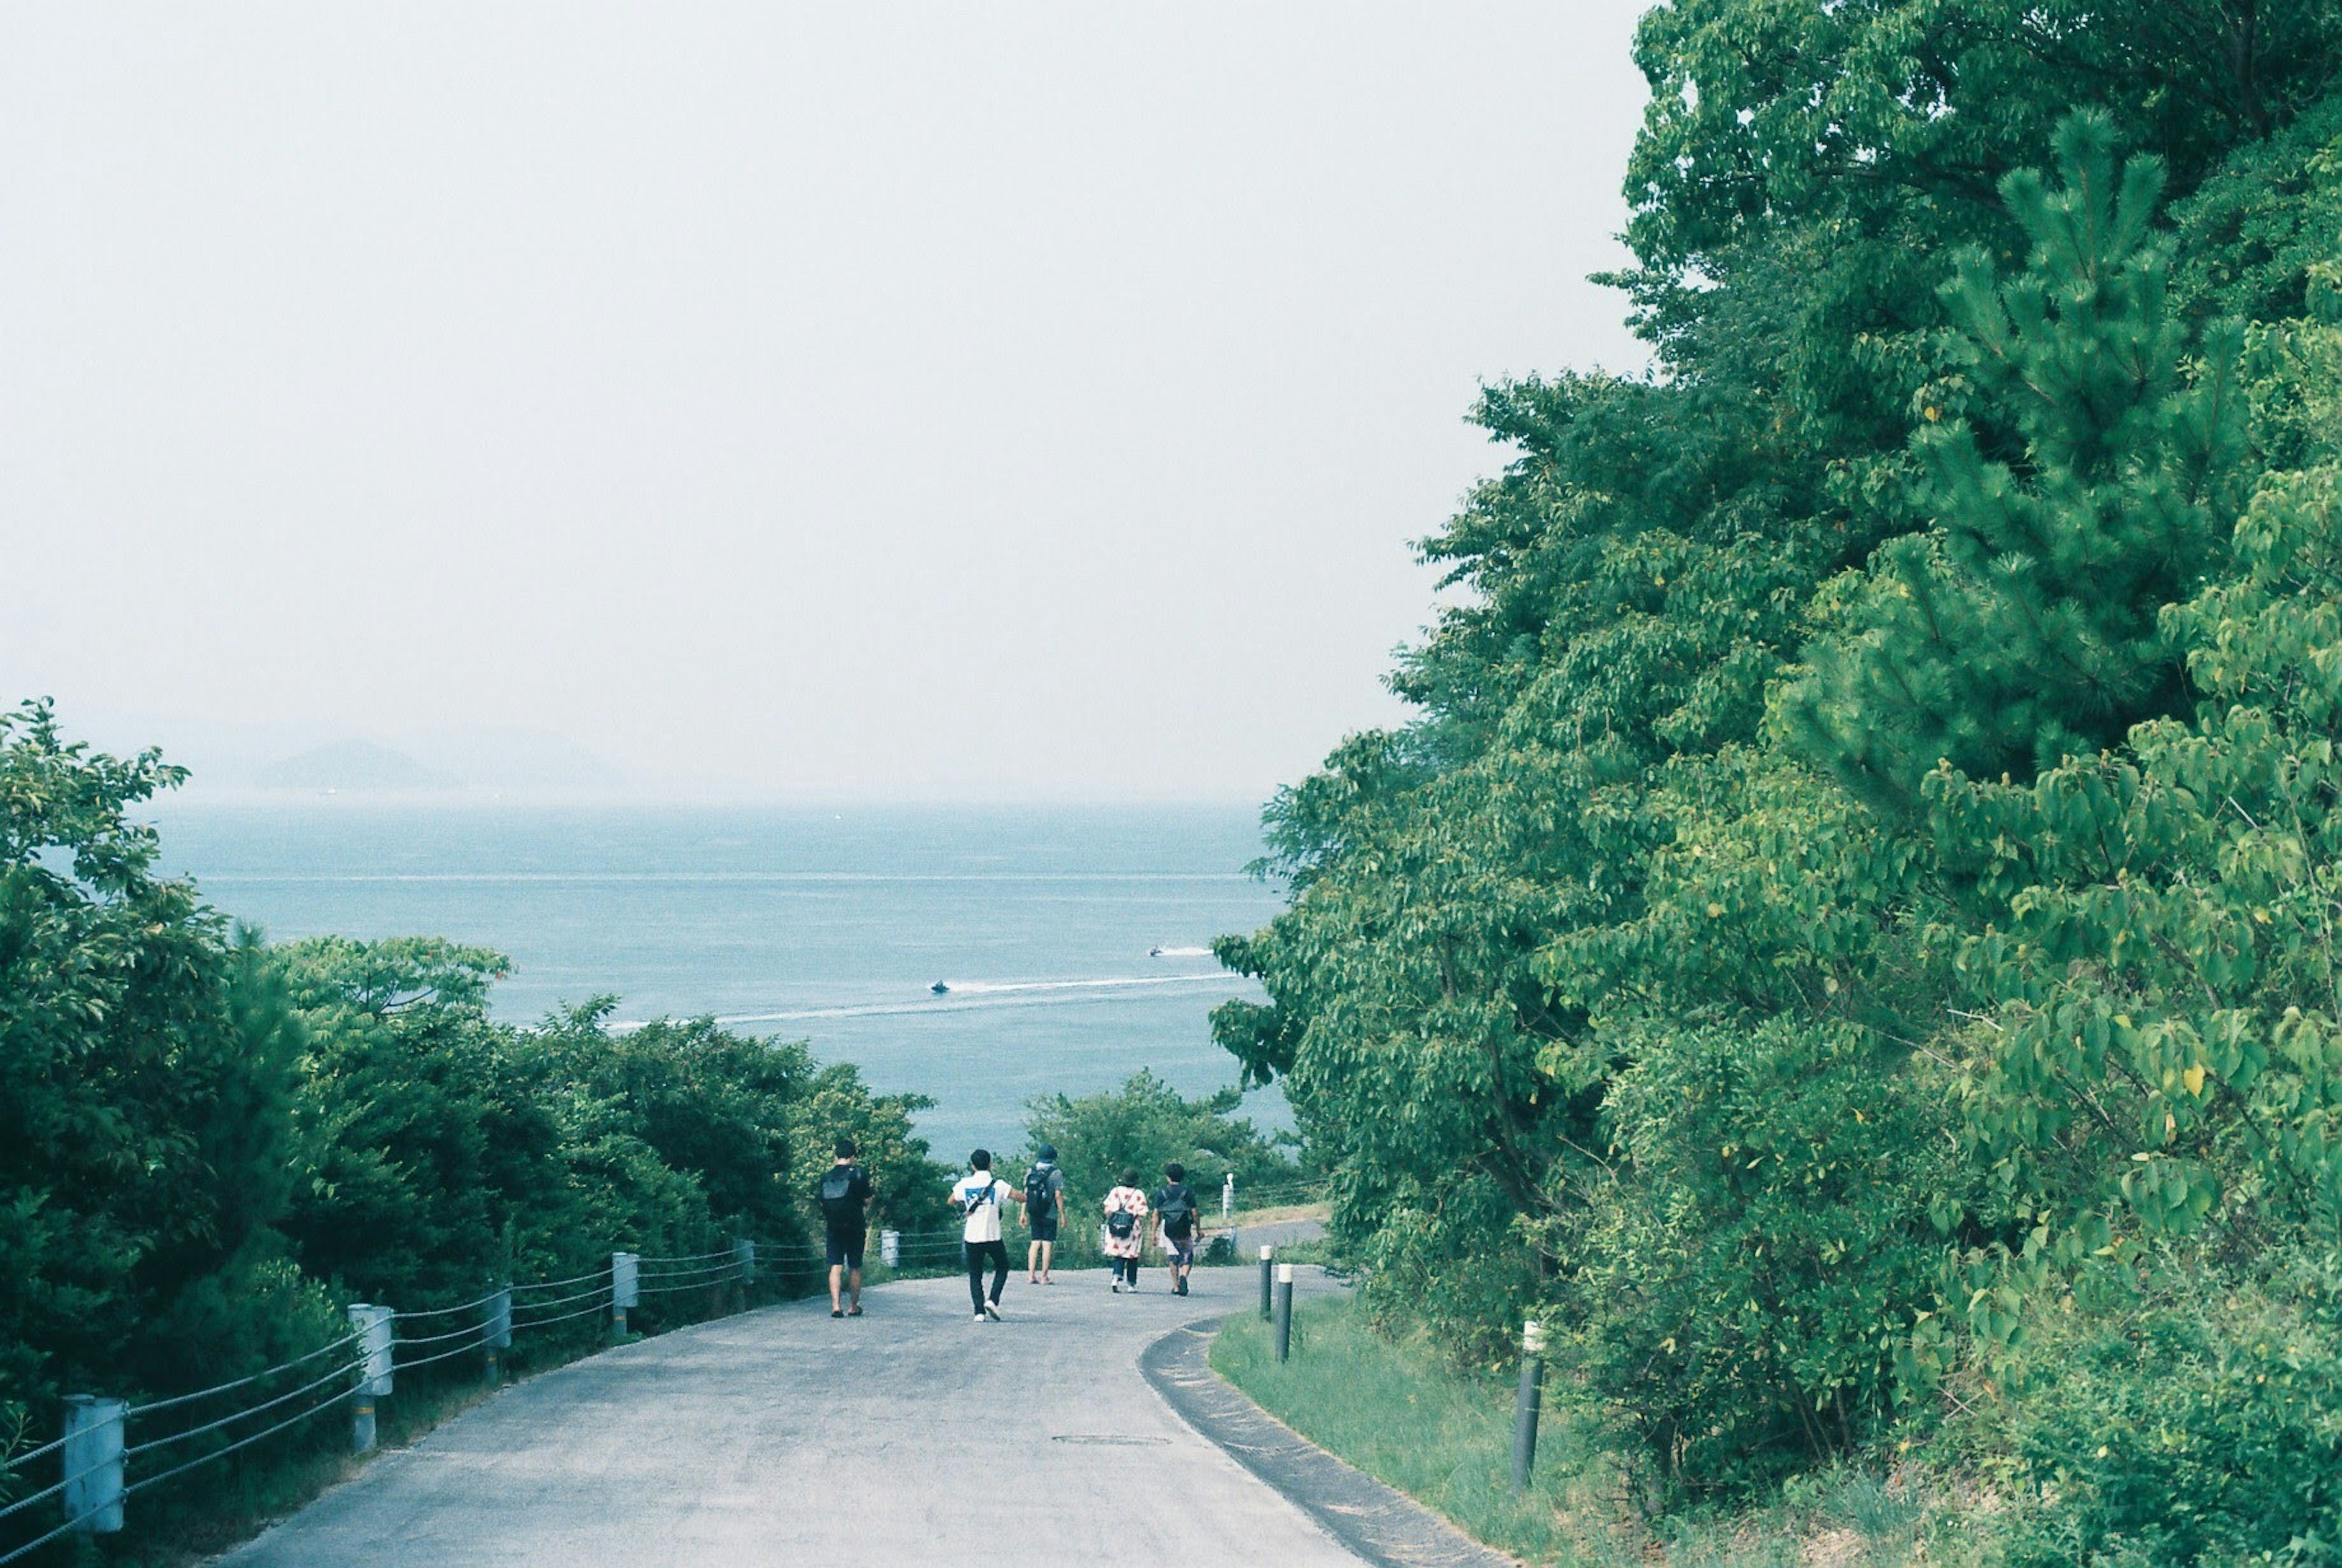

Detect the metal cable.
[
  {"left": 0, "top": 1495, "right": 117, "bottom": 1566},
  {"left": 124, "top": 1356, "right": 367, "bottom": 1459},
  {"left": 634, "top": 1269, "right": 741, "bottom": 1298},
  {"left": 390, "top": 1290, "right": 503, "bottom": 1322},
  {"left": 632, "top": 1246, "right": 734, "bottom": 1264},
  {"left": 393, "top": 1317, "right": 495, "bottom": 1349},
  {"left": 505, "top": 1281, "right": 609, "bottom": 1313},
  {"left": 394, "top": 1329, "right": 493, "bottom": 1372},
  {"left": 509, "top": 1297, "right": 612, "bottom": 1331},
  {"left": 0, "top": 1437, "right": 143, "bottom": 1527},
  {"left": 510, "top": 1265, "right": 613, "bottom": 1293},
  {"left": 126, "top": 1330, "right": 367, "bottom": 1419},
  {"left": 633, "top": 1264, "right": 734, "bottom": 1283},
  {"left": 0, "top": 1430, "right": 73, "bottom": 1479},
  {"left": 0, "top": 1475, "right": 65, "bottom": 1528},
  {"left": 122, "top": 1384, "right": 357, "bottom": 1499}
]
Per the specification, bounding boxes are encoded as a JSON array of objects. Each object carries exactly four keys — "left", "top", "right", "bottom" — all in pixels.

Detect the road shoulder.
[{"left": 1140, "top": 1316, "right": 1522, "bottom": 1568}]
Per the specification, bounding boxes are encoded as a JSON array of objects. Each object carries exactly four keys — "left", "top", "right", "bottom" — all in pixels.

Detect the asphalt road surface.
[{"left": 217, "top": 1266, "right": 1362, "bottom": 1568}]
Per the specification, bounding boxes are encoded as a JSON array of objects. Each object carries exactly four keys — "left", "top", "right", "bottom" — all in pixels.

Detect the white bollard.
[
  {"left": 347, "top": 1303, "right": 393, "bottom": 1453},
  {"left": 881, "top": 1229, "right": 901, "bottom": 1269},
  {"left": 356, "top": 1305, "right": 395, "bottom": 1395},
  {"left": 61, "top": 1395, "right": 124, "bottom": 1534},
  {"left": 485, "top": 1286, "right": 513, "bottom": 1384},
  {"left": 612, "top": 1253, "right": 640, "bottom": 1337},
  {"left": 1222, "top": 1173, "right": 1234, "bottom": 1225}
]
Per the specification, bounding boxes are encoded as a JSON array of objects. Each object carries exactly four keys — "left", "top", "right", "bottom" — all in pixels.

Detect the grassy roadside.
[{"left": 1210, "top": 1295, "right": 1983, "bottom": 1568}]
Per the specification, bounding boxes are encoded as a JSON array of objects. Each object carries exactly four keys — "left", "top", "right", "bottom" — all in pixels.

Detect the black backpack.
[
  {"left": 1024, "top": 1165, "right": 1055, "bottom": 1219},
  {"left": 818, "top": 1165, "right": 862, "bottom": 1226},
  {"left": 1105, "top": 1206, "right": 1138, "bottom": 1240},
  {"left": 1156, "top": 1184, "right": 1195, "bottom": 1240}
]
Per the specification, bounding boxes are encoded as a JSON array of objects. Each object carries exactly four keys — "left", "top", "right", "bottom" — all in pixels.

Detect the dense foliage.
[
  {"left": 1021, "top": 1069, "right": 1303, "bottom": 1209},
  {"left": 1218, "top": 1, "right": 2342, "bottom": 1552},
  {"left": 0, "top": 706, "right": 950, "bottom": 1551}
]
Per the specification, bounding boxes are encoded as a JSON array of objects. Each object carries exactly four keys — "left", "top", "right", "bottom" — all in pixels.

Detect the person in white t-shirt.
[{"left": 951, "top": 1149, "right": 1025, "bottom": 1321}]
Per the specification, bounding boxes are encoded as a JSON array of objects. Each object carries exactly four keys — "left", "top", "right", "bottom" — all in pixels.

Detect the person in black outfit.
[
  {"left": 1152, "top": 1161, "right": 1200, "bottom": 1297},
  {"left": 818, "top": 1137, "right": 874, "bottom": 1318}
]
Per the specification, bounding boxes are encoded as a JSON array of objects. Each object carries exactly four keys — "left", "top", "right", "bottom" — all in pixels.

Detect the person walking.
[
  {"left": 1152, "top": 1161, "right": 1200, "bottom": 1297},
  {"left": 952, "top": 1148, "right": 1023, "bottom": 1321},
  {"left": 1101, "top": 1167, "right": 1148, "bottom": 1293},
  {"left": 818, "top": 1137, "right": 873, "bottom": 1319},
  {"left": 1024, "top": 1143, "right": 1067, "bottom": 1284}
]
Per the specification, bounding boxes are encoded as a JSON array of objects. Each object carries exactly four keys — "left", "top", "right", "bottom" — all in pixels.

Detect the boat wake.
[{"left": 614, "top": 972, "right": 1252, "bottom": 1031}]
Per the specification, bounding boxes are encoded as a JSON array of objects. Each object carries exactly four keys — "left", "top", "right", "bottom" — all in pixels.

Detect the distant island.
[{"left": 254, "top": 739, "right": 459, "bottom": 791}]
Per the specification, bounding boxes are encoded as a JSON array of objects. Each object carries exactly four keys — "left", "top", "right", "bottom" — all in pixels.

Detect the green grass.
[
  {"left": 1211, "top": 1295, "right": 1639, "bottom": 1565},
  {"left": 1210, "top": 1295, "right": 1971, "bottom": 1568}
]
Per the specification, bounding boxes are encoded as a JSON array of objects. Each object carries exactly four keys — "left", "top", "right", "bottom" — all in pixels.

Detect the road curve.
[{"left": 215, "top": 1266, "right": 1359, "bottom": 1567}]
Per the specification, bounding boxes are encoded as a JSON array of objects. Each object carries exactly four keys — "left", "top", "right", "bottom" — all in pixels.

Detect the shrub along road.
[{"left": 215, "top": 1267, "right": 1362, "bottom": 1567}]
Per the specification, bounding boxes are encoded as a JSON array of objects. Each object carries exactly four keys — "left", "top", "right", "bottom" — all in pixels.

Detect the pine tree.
[{"left": 1788, "top": 112, "right": 2250, "bottom": 809}]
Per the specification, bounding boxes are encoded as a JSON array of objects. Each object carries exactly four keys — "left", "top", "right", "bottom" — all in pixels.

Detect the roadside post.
[
  {"left": 484, "top": 1286, "right": 512, "bottom": 1386},
  {"left": 881, "top": 1229, "right": 901, "bottom": 1269},
  {"left": 611, "top": 1252, "right": 639, "bottom": 1339},
  {"left": 1222, "top": 1173, "right": 1234, "bottom": 1226},
  {"left": 1258, "top": 1245, "right": 1275, "bottom": 1322},
  {"left": 1511, "top": 1319, "right": 1546, "bottom": 1494},
  {"left": 1273, "top": 1263, "right": 1295, "bottom": 1362},
  {"left": 734, "top": 1239, "right": 757, "bottom": 1312},
  {"left": 60, "top": 1395, "right": 125, "bottom": 1536},
  {"left": 349, "top": 1303, "right": 393, "bottom": 1453}
]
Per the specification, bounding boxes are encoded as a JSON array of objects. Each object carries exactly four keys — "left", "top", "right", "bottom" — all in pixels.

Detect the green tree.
[{"left": 1791, "top": 114, "right": 2251, "bottom": 808}]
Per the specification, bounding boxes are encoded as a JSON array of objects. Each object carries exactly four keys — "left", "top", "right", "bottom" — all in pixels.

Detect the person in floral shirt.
[{"left": 1101, "top": 1168, "right": 1149, "bottom": 1293}]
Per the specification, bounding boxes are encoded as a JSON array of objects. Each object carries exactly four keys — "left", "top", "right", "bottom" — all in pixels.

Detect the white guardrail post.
[
  {"left": 61, "top": 1394, "right": 125, "bottom": 1535},
  {"left": 611, "top": 1253, "right": 639, "bottom": 1339},
  {"left": 485, "top": 1286, "right": 513, "bottom": 1385},
  {"left": 880, "top": 1229, "right": 900, "bottom": 1269},
  {"left": 348, "top": 1303, "right": 393, "bottom": 1453}
]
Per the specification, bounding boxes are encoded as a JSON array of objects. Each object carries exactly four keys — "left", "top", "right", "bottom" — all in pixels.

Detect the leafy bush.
[{"left": 1022, "top": 1069, "right": 1298, "bottom": 1216}]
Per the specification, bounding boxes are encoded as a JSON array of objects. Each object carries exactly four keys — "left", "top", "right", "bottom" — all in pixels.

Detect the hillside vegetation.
[
  {"left": 1215, "top": 4, "right": 2342, "bottom": 1558},
  {"left": 0, "top": 709, "right": 954, "bottom": 1558}
]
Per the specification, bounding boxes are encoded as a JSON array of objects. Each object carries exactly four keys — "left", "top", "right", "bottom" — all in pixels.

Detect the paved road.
[{"left": 218, "top": 1267, "right": 1359, "bottom": 1568}]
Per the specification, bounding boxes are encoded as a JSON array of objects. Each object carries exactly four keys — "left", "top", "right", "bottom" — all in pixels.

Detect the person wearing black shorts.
[
  {"left": 1024, "top": 1143, "right": 1067, "bottom": 1283},
  {"left": 1152, "top": 1161, "right": 1200, "bottom": 1297},
  {"left": 817, "top": 1138, "right": 874, "bottom": 1318}
]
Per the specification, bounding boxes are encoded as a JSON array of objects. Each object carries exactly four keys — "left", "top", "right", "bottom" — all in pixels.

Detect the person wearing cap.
[{"left": 1023, "top": 1144, "right": 1068, "bottom": 1284}]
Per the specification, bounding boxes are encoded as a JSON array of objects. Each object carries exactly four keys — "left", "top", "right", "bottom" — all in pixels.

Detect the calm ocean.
[{"left": 148, "top": 802, "right": 1289, "bottom": 1157}]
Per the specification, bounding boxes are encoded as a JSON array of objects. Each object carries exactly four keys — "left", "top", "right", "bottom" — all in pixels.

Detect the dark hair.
[
  {"left": 834, "top": 1137, "right": 858, "bottom": 1159},
  {"left": 1119, "top": 1166, "right": 1141, "bottom": 1187},
  {"left": 1036, "top": 1143, "right": 1057, "bottom": 1162},
  {"left": 1164, "top": 1161, "right": 1185, "bottom": 1183},
  {"left": 971, "top": 1148, "right": 992, "bottom": 1171}
]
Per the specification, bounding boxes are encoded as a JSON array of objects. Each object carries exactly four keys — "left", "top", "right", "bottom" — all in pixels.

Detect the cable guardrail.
[
  {"left": 0, "top": 1238, "right": 757, "bottom": 1563},
  {"left": 0, "top": 1200, "right": 1309, "bottom": 1561}
]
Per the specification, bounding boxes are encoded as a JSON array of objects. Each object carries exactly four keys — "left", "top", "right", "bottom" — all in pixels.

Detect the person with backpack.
[
  {"left": 1151, "top": 1161, "right": 1200, "bottom": 1297},
  {"left": 1101, "top": 1167, "right": 1148, "bottom": 1293},
  {"left": 1023, "top": 1143, "right": 1067, "bottom": 1284},
  {"left": 951, "top": 1148, "right": 1024, "bottom": 1321},
  {"left": 818, "top": 1137, "right": 875, "bottom": 1319}
]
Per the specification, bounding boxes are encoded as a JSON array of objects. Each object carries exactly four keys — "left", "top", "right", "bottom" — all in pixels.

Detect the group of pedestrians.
[{"left": 814, "top": 1137, "right": 1207, "bottom": 1323}]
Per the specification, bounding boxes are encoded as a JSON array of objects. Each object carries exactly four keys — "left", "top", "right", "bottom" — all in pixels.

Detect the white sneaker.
[
  {"left": 1111, "top": 1281, "right": 1121, "bottom": 1293},
  {"left": 984, "top": 1303, "right": 1003, "bottom": 1320},
  {"left": 973, "top": 1312, "right": 986, "bottom": 1322}
]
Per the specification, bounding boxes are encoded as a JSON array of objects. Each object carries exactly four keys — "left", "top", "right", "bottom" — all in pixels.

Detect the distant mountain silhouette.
[
  {"left": 254, "top": 739, "right": 460, "bottom": 792},
  {"left": 403, "top": 726, "right": 628, "bottom": 792}
]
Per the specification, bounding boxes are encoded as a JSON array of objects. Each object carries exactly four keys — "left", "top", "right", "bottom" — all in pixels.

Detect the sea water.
[{"left": 149, "top": 801, "right": 1288, "bottom": 1156}]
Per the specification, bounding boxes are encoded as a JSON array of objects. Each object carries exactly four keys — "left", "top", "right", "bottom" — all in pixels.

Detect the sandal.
[
  {"left": 831, "top": 1309, "right": 843, "bottom": 1318},
  {"left": 848, "top": 1305, "right": 863, "bottom": 1317}
]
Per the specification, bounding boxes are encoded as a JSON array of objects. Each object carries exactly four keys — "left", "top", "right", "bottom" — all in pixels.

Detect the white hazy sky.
[{"left": 2, "top": 3, "right": 1653, "bottom": 803}]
